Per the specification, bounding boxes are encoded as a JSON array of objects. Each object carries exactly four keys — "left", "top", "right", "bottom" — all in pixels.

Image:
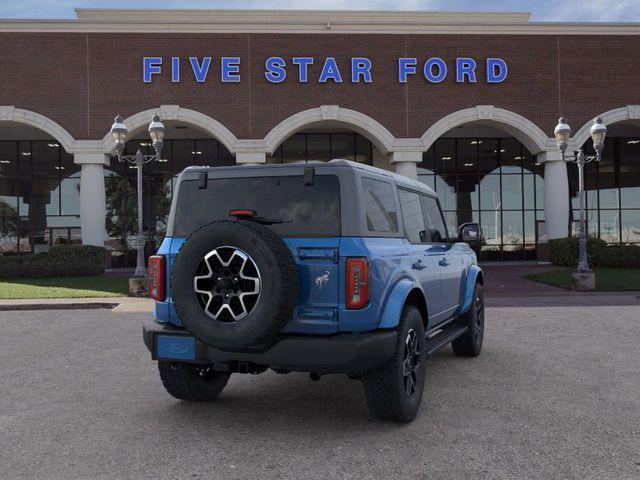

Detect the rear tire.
[
  {"left": 362, "top": 305, "right": 426, "bottom": 423},
  {"left": 452, "top": 283, "right": 485, "bottom": 357},
  {"left": 158, "top": 361, "right": 231, "bottom": 402}
]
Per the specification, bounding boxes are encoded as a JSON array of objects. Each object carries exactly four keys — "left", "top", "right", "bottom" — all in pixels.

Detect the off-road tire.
[
  {"left": 158, "top": 361, "right": 231, "bottom": 402},
  {"left": 362, "top": 305, "right": 426, "bottom": 423},
  {"left": 452, "top": 283, "right": 485, "bottom": 357},
  {"left": 171, "top": 220, "right": 299, "bottom": 349}
]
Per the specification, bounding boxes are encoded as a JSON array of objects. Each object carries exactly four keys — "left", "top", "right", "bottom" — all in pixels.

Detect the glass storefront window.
[
  {"left": 501, "top": 175, "right": 523, "bottom": 210},
  {"left": 270, "top": 132, "right": 372, "bottom": 165},
  {"left": 420, "top": 136, "right": 545, "bottom": 260},
  {"left": 621, "top": 210, "right": 640, "bottom": 243},
  {"left": 307, "top": 134, "right": 332, "bottom": 162}
]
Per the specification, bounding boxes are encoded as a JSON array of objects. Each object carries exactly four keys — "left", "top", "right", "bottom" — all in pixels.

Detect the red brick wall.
[{"left": 1, "top": 32, "right": 639, "bottom": 142}]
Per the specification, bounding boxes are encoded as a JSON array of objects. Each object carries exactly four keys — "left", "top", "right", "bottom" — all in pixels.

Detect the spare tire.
[{"left": 171, "top": 220, "right": 299, "bottom": 349}]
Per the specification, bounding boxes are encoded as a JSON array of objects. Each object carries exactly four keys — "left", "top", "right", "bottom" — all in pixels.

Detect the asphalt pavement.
[{"left": 1, "top": 306, "right": 639, "bottom": 480}]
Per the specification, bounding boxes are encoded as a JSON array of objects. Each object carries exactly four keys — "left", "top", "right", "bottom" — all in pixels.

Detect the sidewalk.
[{"left": 0, "top": 296, "right": 154, "bottom": 313}]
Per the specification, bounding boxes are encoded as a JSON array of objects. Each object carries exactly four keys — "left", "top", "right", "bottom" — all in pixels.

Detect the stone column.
[
  {"left": 391, "top": 151, "right": 422, "bottom": 180},
  {"left": 75, "top": 152, "right": 110, "bottom": 246},
  {"left": 538, "top": 151, "right": 569, "bottom": 239},
  {"left": 236, "top": 151, "right": 267, "bottom": 165}
]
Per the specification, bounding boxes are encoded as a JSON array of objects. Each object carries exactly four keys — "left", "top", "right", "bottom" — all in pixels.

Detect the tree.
[
  {"left": 0, "top": 201, "right": 20, "bottom": 251},
  {"left": 105, "top": 174, "right": 171, "bottom": 253},
  {"left": 105, "top": 175, "right": 137, "bottom": 252}
]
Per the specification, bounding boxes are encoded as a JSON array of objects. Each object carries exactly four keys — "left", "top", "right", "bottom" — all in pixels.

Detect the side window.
[
  {"left": 398, "top": 189, "right": 427, "bottom": 243},
  {"left": 361, "top": 177, "right": 398, "bottom": 233},
  {"left": 420, "top": 195, "right": 448, "bottom": 243}
]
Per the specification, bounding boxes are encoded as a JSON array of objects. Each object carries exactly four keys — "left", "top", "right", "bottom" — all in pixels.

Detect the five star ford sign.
[{"left": 142, "top": 56, "right": 508, "bottom": 84}]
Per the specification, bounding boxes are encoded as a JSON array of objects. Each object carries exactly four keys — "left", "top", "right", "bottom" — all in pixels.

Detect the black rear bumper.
[{"left": 143, "top": 318, "right": 397, "bottom": 375}]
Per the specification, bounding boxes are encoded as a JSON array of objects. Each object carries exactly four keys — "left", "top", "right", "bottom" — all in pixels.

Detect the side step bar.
[{"left": 424, "top": 325, "right": 468, "bottom": 356}]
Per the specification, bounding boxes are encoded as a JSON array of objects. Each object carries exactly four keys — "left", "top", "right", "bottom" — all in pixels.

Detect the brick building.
[{"left": 1, "top": 9, "right": 639, "bottom": 263}]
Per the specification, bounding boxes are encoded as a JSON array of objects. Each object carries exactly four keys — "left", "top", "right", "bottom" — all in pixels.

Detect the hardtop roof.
[{"left": 183, "top": 159, "right": 437, "bottom": 196}]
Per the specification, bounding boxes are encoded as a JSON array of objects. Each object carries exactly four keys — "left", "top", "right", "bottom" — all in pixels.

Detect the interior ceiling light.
[{"left": 47, "top": 143, "right": 59, "bottom": 148}]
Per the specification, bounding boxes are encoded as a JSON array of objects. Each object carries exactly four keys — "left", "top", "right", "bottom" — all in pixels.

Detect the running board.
[{"left": 425, "top": 325, "right": 468, "bottom": 356}]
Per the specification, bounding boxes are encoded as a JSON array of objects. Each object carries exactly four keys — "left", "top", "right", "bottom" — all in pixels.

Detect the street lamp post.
[
  {"left": 110, "top": 114, "right": 166, "bottom": 278},
  {"left": 553, "top": 116, "right": 607, "bottom": 279}
]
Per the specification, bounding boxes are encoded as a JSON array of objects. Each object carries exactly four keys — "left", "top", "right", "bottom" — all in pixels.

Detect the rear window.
[
  {"left": 361, "top": 177, "right": 398, "bottom": 233},
  {"left": 172, "top": 175, "right": 341, "bottom": 237}
]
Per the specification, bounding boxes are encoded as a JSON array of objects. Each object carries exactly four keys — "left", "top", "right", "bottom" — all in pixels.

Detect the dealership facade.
[{"left": 1, "top": 9, "right": 640, "bottom": 264}]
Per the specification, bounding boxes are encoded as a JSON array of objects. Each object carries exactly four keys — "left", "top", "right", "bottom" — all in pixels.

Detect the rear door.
[
  {"left": 398, "top": 189, "right": 442, "bottom": 322},
  {"left": 420, "top": 195, "right": 461, "bottom": 320}
]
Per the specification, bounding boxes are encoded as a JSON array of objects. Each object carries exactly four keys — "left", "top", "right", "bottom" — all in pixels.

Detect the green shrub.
[
  {"left": 549, "top": 237, "right": 607, "bottom": 267},
  {"left": 550, "top": 237, "right": 640, "bottom": 269},
  {"left": 0, "top": 245, "right": 106, "bottom": 279},
  {"left": 593, "top": 245, "right": 640, "bottom": 269}
]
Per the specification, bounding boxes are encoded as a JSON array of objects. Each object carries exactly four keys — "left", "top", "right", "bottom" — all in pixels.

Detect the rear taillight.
[
  {"left": 148, "top": 255, "right": 166, "bottom": 301},
  {"left": 346, "top": 257, "right": 370, "bottom": 309}
]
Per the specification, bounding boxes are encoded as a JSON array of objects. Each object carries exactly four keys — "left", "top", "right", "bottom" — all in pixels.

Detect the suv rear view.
[{"left": 144, "top": 160, "right": 484, "bottom": 422}]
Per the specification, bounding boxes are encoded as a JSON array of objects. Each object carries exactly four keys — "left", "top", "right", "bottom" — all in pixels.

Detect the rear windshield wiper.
[{"left": 229, "top": 209, "right": 291, "bottom": 225}]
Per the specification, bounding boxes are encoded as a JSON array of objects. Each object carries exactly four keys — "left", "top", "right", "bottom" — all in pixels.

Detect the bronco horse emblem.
[{"left": 315, "top": 271, "right": 330, "bottom": 289}]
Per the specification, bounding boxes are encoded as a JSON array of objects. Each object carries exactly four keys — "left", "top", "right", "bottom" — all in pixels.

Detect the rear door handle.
[
  {"left": 438, "top": 258, "right": 450, "bottom": 267},
  {"left": 412, "top": 260, "right": 426, "bottom": 270}
]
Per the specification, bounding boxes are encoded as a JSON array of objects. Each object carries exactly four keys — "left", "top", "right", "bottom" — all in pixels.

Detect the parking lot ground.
[{"left": 1, "top": 306, "right": 639, "bottom": 480}]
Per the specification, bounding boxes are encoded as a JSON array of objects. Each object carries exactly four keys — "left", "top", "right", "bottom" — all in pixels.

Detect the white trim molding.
[
  {"left": 2, "top": 10, "right": 640, "bottom": 35},
  {"left": 571, "top": 105, "right": 640, "bottom": 149},
  {"left": 100, "top": 105, "right": 239, "bottom": 155},
  {"left": 421, "top": 105, "right": 553, "bottom": 154},
  {"left": 263, "top": 106, "right": 397, "bottom": 155},
  {"left": 0, "top": 106, "right": 76, "bottom": 153}
]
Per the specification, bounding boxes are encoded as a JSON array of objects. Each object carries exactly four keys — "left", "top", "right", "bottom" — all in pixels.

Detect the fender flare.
[
  {"left": 378, "top": 278, "right": 424, "bottom": 329},
  {"left": 459, "top": 265, "right": 483, "bottom": 315}
]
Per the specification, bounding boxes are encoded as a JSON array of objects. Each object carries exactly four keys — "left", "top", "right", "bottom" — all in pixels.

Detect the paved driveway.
[{"left": 1, "top": 306, "right": 639, "bottom": 480}]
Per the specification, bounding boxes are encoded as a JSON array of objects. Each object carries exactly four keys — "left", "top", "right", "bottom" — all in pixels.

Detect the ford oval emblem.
[{"left": 166, "top": 342, "right": 189, "bottom": 354}]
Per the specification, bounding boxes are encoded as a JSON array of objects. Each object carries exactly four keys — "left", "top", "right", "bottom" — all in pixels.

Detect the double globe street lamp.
[
  {"left": 553, "top": 116, "right": 607, "bottom": 287},
  {"left": 110, "top": 114, "right": 166, "bottom": 278}
]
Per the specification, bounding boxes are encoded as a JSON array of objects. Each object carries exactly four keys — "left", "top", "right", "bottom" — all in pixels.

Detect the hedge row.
[
  {"left": 549, "top": 237, "right": 640, "bottom": 268},
  {"left": 0, "top": 245, "right": 106, "bottom": 279}
]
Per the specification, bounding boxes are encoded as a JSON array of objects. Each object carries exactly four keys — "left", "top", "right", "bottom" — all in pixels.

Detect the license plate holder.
[{"left": 156, "top": 335, "right": 196, "bottom": 361}]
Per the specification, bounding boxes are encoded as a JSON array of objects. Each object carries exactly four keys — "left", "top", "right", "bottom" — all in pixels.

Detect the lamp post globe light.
[
  {"left": 110, "top": 114, "right": 165, "bottom": 279},
  {"left": 553, "top": 116, "right": 607, "bottom": 290}
]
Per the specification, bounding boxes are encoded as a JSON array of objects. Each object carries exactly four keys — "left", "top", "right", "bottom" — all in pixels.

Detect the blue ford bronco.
[{"left": 143, "top": 159, "right": 484, "bottom": 422}]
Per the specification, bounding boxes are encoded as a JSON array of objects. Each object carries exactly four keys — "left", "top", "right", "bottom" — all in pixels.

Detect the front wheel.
[
  {"left": 362, "top": 305, "right": 426, "bottom": 423},
  {"left": 452, "top": 283, "right": 485, "bottom": 357},
  {"left": 158, "top": 361, "right": 231, "bottom": 401}
]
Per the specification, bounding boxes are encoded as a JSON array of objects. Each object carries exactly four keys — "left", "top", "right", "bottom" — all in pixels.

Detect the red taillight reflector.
[
  {"left": 148, "top": 255, "right": 166, "bottom": 301},
  {"left": 229, "top": 209, "right": 256, "bottom": 218},
  {"left": 346, "top": 257, "right": 370, "bottom": 309}
]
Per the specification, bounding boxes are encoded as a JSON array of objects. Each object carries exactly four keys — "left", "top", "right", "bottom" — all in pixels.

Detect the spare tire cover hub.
[{"left": 193, "top": 246, "right": 261, "bottom": 322}]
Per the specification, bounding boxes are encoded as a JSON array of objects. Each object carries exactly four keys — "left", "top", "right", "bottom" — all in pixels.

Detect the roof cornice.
[{"left": 0, "top": 9, "right": 639, "bottom": 35}]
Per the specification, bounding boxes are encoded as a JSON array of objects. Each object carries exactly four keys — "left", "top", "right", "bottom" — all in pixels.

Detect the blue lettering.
[
  {"left": 319, "top": 57, "right": 342, "bottom": 83},
  {"left": 292, "top": 57, "right": 313, "bottom": 82},
  {"left": 456, "top": 58, "right": 477, "bottom": 83},
  {"left": 398, "top": 58, "right": 417, "bottom": 83},
  {"left": 424, "top": 57, "right": 447, "bottom": 83},
  {"left": 351, "top": 57, "right": 372, "bottom": 83},
  {"left": 221, "top": 57, "right": 241, "bottom": 83},
  {"left": 487, "top": 58, "right": 508, "bottom": 83},
  {"left": 143, "top": 57, "right": 162, "bottom": 83},
  {"left": 171, "top": 57, "right": 180, "bottom": 83},
  {"left": 265, "top": 56, "right": 287, "bottom": 83},
  {"left": 189, "top": 57, "right": 211, "bottom": 83}
]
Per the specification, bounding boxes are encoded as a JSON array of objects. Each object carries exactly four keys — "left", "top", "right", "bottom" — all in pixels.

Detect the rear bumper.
[{"left": 143, "top": 318, "right": 397, "bottom": 375}]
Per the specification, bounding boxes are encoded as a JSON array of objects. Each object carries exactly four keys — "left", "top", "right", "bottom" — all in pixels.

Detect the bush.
[
  {"left": 550, "top": 237, "right": 640, "bottom": 269},
  {"left": 549, "top": 237, "right": 607, "bottom": 267},
  {"left": 593, "top": 245, "right": 640, "bottom": 269},
  {"left": 0, "top": 245, "right": 106, "bottom": 279}
]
